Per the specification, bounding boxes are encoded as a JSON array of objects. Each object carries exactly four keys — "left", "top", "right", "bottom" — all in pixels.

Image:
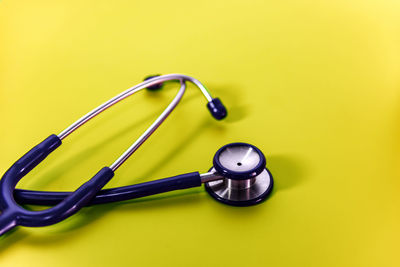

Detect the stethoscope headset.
[{"left": 0, "top": 74, "right": 273, "bottom": 236}]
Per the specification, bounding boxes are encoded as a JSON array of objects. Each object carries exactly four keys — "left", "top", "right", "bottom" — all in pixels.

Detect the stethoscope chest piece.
[{"left": 204, "top": 143, "right": 273, "bottom": 206}]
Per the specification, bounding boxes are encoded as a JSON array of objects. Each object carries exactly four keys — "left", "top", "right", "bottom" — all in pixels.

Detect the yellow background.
[{"left": 1, "top": 0, "right": 399, "bottom": 266}]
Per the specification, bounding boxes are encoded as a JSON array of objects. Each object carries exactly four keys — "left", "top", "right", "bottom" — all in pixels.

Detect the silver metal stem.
[
  {"left": 109, "top": 80, "right": 186, "bottom": 171},
  {"left": 200, "top": 171, "right": 224, "bottom": 183},
  {"left": 200, "top": 172, "right": 256, "bottom": 188},
  {"left": 57, "top": 74, "right": 214, "bottom": 172},
  {"left": 58, "top": 74, "right": 213, "bottom": 140},
  {"left": 226, "top": 178, "right": 256, "bottom": 190}
]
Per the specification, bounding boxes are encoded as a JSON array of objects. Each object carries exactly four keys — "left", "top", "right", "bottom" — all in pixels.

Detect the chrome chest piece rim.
[
  {"left": 204, "top": 168, "right": 273, "bottom": 206},
  {"left": 205, "top": 143, "right": 274, "bottom": 206},
  {"left": 213, "top": 143, "right": 266, "bottom": 180}
]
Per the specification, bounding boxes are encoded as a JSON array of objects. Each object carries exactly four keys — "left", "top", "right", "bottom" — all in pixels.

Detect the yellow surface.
[{"left": 0, "top": 0, "right": 399, "bottom": 266}]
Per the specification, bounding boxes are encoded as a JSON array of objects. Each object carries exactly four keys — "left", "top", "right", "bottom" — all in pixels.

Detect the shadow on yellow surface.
[{"left": 268, "top": 154, "right": 307, "bottom": 192}]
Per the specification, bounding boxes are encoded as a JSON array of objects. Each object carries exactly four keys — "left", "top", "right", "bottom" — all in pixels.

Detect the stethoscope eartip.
[
  {"left": 144, "top": 75, "right": 164, "bottom": 91},
  {"left": 207, "top": 98, "right": 227, "bottom": 120}
]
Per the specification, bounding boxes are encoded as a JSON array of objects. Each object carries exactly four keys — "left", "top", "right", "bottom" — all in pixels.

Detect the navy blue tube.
[
  {"left": 18, "top": 167, "right": 114, "bottom": 227},
  {"left": 14, "top": 172, "right": 202, "bottom": 206},
  {"left": 0, "top": 135, "right": 114, "bottom": 236},
  {"left": 0, "top": 135, "right": 61, "bottom": 211},
  {"left": 0, "top": 210, "right": 18, "bottom": 236}
]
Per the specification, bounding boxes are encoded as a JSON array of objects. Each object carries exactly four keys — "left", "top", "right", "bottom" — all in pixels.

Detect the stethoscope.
[{"left": 0, "top": 74, "right": 273, "bottom": 236}]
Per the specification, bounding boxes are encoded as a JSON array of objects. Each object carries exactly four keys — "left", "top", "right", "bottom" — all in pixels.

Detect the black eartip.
[
  {"left": 207, "top": 98, "right": 227, "bottom": 120},
  {"left": 144, "top": 75, "right": 164, "bottom": 91}
]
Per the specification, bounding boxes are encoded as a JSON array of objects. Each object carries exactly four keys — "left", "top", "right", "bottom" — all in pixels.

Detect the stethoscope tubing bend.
[
  {"left": 0, "top": 135, "right": 114, "bottom": 236},
  {"left": 0, "top": 74, "right": 228, "bottom": 236}
]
